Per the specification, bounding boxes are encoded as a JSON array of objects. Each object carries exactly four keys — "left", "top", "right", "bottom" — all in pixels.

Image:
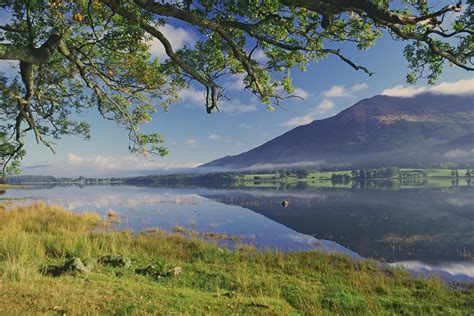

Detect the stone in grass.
[
  {"left": 42, "top": 257, "right": 89, "bottom": 276},
  {"left": 136, "top": 264, "right": 160, "bottom": 278},
  {"left": 98, "top": 255, "right": 132, "bottom": 268},
  {"left": 83, "top": 257, "right": 98, "bottom": 271},
  {"left": 166, "top": 267, "right": 182, "bottom": 277},
  {"left": 63, "top": 257, "right": 89, "bottom": 274},
  {"left": 136, "top": 264, "right": 182, "bottom": 279}
]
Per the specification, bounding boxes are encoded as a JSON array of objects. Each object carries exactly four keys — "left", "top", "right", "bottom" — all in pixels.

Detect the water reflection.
[
  {"left": 390, "top": 261, "right": 474, "bottom": 283},
  {"left": 202, "top": 187, "right": 474, "bottom": 264},
  {"left": 3, "top": 183, "right": 474, "bottom": 282},
  {"left": 3, "top": 185, "right": 358, "bottom": 255}
]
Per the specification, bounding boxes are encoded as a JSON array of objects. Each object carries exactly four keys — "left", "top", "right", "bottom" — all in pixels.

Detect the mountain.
[{"left": 202, "top": 93, "right": 474, "bottom": 169}]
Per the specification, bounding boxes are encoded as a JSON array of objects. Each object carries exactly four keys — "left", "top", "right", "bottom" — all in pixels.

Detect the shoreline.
[
  {"left": 0, "top": 203, "right": 473, "bottom": 314},
  {"left": 4, "top": 199, "right": 474, "bottom": 286}
]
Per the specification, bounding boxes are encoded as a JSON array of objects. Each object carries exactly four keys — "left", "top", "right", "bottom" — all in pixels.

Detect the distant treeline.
[
  {"left": 5, "top": 175, "right": 123, "bottom": 184},
  {"left": 6, "top": 167, "right": 473, "bottom": 185},
  {"left": 332, "top": 168, "right": 473, "bottom": 181},
  {"left": 124, "top": 172, "right": 239, "bottom": 185},
  {"left": 349, "top": 168, "right": 426, "bottom": 179},
  {"left": 451, "top": 169, "right": 473, "bottom": 177}
]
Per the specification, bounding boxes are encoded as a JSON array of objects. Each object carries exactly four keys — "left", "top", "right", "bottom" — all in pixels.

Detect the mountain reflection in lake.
[{"left": 3, "top": 183, "right": 473, "bottom": 283}]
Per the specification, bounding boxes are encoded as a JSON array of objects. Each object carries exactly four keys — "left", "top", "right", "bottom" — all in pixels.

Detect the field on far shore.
[{"left": 241, "top": 169, "right": 471, "bottom": 181}]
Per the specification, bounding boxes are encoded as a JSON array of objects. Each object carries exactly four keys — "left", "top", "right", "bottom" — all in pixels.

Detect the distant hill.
[{"left": 202, "top": 93, "right": 474, "bottom": 169}]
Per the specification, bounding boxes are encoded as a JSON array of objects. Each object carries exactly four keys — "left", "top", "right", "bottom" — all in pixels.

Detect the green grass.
[
  {"left": 0, "top": 203, "right": 472, "bottom": 315},
  {"left": 0, "top": 184, "right": 27, "bottom": 190},
  {"left": 0, "top": 197, "right": 27, "bottom": 201},
  {"left": 308, "top": 171, "right": 352, "bottom": 180},
  {"left": 236, "top": 169, "right": 473, "bottom": 190},
  {"left": 403, "top": 169, "right": 469, "bottom": 177},
  {"left": 240, "top": 171, "right": 352, "bottom": 181},
  {"left": 241, "top": 173, "right": 280, "bottom": 180}
]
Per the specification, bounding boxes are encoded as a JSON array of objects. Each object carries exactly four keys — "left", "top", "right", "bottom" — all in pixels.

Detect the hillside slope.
[{"left": 203, "top": 93, "right": 474, "bottom": 169}]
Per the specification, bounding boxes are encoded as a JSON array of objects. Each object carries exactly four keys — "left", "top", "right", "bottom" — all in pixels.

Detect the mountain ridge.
[{"left": 202, "top": 93, "right": 474, "bottom": 169}]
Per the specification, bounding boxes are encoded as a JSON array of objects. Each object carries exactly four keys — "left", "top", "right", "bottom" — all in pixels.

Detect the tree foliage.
[{"left": 0, "top": 0, "right": 472, "bottom": 175}]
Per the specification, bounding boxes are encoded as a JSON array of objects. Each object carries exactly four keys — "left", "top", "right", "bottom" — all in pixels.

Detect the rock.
[
  {"left": 136, "top": 265, "right": 182, "bottom": 279},
  {"left": 83, "top": 257, "right": 98, "bottom": 271},
  {"left": 281, "top": 200, "right": 289, "bottom": 207},
  {"left": 98, "top": 255, "right": 131, "bottom": 268},
  {"left": 63, "top": 257, "right": 89, "bottom": 274},
  {"left": 135, "top": 264, "right": 163, "bottom": 280},
  {"left": 136, "top": 264, "right": 156, "bottom": 276},
  {"left": 41, "top": 258, "right": 90, "bottom": 276},
  {"left": 166, "top": 267, "right": 182, "bottom": 277}
]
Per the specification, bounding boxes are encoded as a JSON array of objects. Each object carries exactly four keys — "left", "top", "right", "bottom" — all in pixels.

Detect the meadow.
[{"left": 0, "top": 203, "right": 472, "bottom": 315}]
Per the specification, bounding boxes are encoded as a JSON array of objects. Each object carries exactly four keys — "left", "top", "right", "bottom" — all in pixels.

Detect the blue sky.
[{"left": 1, "top": 15, "right": 472, "bottom": 177}]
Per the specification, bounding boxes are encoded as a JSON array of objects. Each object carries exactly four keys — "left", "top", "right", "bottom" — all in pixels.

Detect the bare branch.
[{"left": 322, "top": 49, "right": 374, "bottom": 75}]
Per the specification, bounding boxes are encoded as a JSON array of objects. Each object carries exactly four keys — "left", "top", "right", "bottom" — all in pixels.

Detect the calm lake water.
[{"left": 2, "top": 182, "right": 473, "bottom": 283}]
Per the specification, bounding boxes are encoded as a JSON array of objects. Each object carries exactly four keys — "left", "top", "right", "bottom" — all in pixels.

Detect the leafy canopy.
[{"left": 0, "top": 0, "right": 472, "bottom": 176}]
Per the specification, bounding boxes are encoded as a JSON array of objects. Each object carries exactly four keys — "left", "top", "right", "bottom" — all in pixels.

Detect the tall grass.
[{"left": 0, "top": 203, "right": 472, "bottom": 315}]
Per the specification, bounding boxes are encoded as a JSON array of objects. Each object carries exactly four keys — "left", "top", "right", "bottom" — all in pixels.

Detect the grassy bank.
[
  {"left": 0, "top": 203, "right": 472, "bottom": 315},
  {"left": 0, "top": 183, "right": 26, "bottom": 190}
]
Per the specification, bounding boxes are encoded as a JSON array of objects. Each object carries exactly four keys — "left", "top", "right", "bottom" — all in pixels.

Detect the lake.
[{"left": 2, "top": 182, "right": 473, "bottom": 283}]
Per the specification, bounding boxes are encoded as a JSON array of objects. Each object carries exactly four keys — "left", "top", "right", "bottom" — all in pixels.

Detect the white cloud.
[
  {"left": 317, "top": 99, "right": 336, "bottom": 111},
  {"left": 208, "top": 134, "right": 222, "bottom": 140},
  {"left": 321, "top": 83, "right": 368, "bottom": 98},
  {"left": 390, "top": 261, "right": 474, "bottom": 280},
  {"left": 444, "top": 149, "right": 474, "bottom": 160},
  {"left": 283, "top": 115, "right": 312, "bottom": 128},
  {"left": 239, "top": 123, "right": 251, "bottom": 129},
  {"left": 219, "top": 99, "right": 258, "bottom": 113},
  {"left": 0, "top": 60, "right": 19, "bottom": 78},
  {"left": 381, "top": 78, "right": 474, "bottom": 97},
  {"left": 67, "top": 153, "right": 85, "bottom": 165},
  {"left": 322, "top": 85, "right": 351, "bottom": 98},
  {"left": 149, "top": 24, "right": 196, "bottom": 59},
  {"left": 252, "top": 49, "right": 267, "bottom": 63},
  {"left": 430, "top": 78, "right": 474, "bottom": 95},
  {"left": 185, "top": 138, "right": 197, "bottom": 145},
  {"left": 54, "top": 153, "right": 198, "bottom": 177},
  {"left": 352, "top": 83, "right": 368, "bottom": 92},
  {"left": 226, "top": 74, "right": 246, "bottom": 91},
  {"left": 283, "top": 99, "right": 335, "bottom": 127},
  {"left": 244, "top": 160, "right": 328, "bottom": 171},
  {"left": 381, "top": 85, "right": 427, "bottom": 98},
  {"left": 178, "top": 86, "right": 205, "bottom": 104},
  {"left": 293, "top": 88, "right": 309, "bottom": 99}
]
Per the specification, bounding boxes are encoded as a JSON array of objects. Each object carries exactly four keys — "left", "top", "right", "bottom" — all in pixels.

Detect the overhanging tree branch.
[
  {"left": 102, "top": 0, "right": 222, "bottom": 113},
  {"left": 0, "top": 0, "right": 471, "bottom": 174},
  {"left": 0, "top": 34, "right": 61, "bottom": 63}
]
